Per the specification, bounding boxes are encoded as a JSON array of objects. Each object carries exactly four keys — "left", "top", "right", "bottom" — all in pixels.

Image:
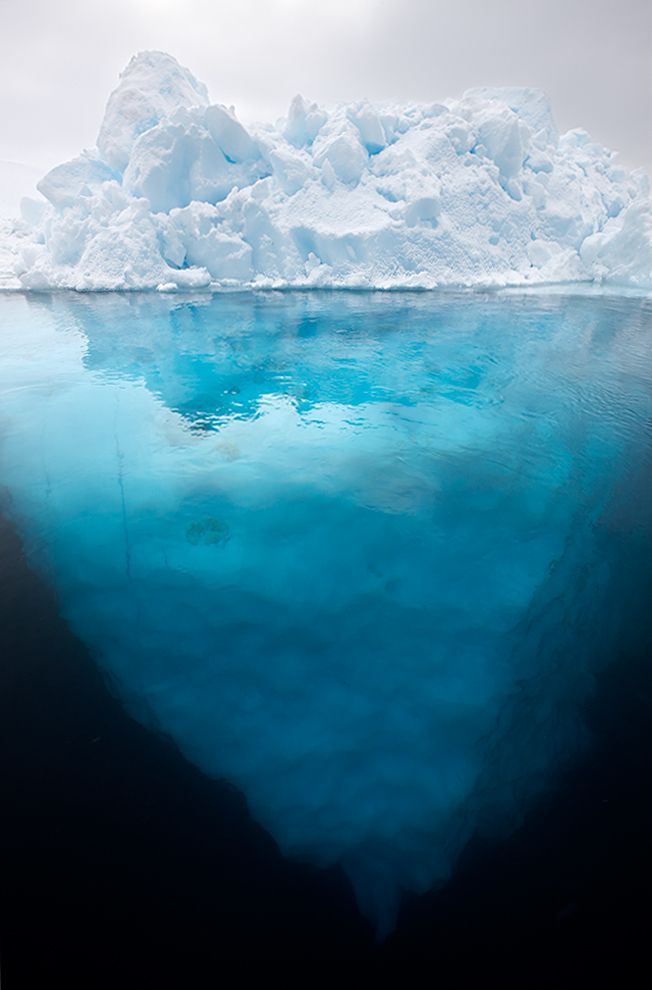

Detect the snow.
[{"left": 2, "top": 51, "right": 651, "bottom": 291}]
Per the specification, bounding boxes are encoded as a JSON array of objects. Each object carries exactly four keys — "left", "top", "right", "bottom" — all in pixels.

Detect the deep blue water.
[{"left": 1, "top": 289, "right": 651, "bottom": 976}]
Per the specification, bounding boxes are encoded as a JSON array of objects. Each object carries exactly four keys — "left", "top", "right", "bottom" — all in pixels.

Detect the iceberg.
[
  {"left": 3, "top": 51, "right": 651, "bottom": 292},
  {"left": 1, "top": 290, "right": 652, "bottom": 936}
]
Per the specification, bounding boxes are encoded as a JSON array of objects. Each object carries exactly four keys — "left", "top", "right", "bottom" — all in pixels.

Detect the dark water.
[{"left": 1, "top": 289, "right": 651, "bottom": 981}]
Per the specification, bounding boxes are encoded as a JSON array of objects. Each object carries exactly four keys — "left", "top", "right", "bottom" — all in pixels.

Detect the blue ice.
[{"left": 1, "top": 290, "right": 651, "bottom": 935}]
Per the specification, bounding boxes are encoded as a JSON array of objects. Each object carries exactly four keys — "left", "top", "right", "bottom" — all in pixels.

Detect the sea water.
[{"left": 1, "top": 289, "right": 651, "bottom": 935}]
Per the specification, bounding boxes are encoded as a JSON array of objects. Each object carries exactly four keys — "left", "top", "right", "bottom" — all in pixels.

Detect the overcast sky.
[{"left": 1, "top": 0, "right": 650, "bottom": 175}]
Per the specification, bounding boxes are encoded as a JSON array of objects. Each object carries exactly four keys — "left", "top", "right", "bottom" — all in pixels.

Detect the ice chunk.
[
  {"left": 470, "top": 105, "right": 527, "bottom": 181},
  {"left": 122, "top": 107, "right": 266, "bottom": 213},
  {"left": 267, "top": 145, "right": 314, "bottom": 196},
  {"left": 581, "top": 199, "right": 652, "bottom": 288},
  {"left": 348, "top": 102, "right": 387, "bottom": 155},
  {"left": 204, "top": 104, "right": 259, "bottom": 163},
  {"left": 97, "top": 51, "right": 209, "bottom": 173},
  {"left": 313, "top": 129, "right": 368, "bottom": 186},
  {"left": 465, "top": 87, "right": 558, "bottom": 146},
  {"left": 37, "top": 155, "right": 116, "bottom": 208},
  {"left": 284, "top": 95, "right": 327, "bottom": 147},
  {"left": 171, "top": 201, "right": 254, "bottom": 280}
]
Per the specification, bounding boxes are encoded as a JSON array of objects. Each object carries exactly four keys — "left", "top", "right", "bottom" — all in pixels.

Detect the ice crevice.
[{"left": 1, "top": 50, "right": 650, "bottom": 292}]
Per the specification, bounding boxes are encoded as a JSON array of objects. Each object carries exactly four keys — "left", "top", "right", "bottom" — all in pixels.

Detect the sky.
[{"left": 0, "top": 0, "right": 650, "bottom": 176}]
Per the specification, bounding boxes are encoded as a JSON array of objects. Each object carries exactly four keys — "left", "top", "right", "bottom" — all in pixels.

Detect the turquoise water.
[{"left": 1, "top": 290, "right": 651, "bottom": 935}]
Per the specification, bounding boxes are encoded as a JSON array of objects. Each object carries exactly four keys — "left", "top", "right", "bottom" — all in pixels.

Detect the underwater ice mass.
[
  {"left": 2, "top": 50, "right": 652, "bottom": 291},
  {"left": 1, "top": 291, "right": 651, "bottom": 933},
  {"left": 2, "top": 47, "right": 652, "bottom": 936}
]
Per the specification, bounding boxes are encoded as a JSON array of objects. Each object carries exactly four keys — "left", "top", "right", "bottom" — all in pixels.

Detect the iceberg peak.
[{"left": 97, "top": 51, "right": 210, "bottom": 174}]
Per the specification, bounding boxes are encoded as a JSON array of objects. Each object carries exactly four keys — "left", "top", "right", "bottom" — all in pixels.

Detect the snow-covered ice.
[{"left": 2, "top": 51, "right": 651, "bottom": 292}]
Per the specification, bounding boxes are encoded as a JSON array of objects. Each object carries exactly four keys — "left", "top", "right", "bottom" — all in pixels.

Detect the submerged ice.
[
  {"left": 3, "top": 51, "right": 652, "bottom": 291},
  {"left": 1, "top": 291, "right": 651, "bottom": 933}
]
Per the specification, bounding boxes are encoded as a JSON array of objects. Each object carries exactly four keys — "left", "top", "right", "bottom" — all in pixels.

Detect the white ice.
[{"left": 2, "top": 51, "right": 650, "bottom": 292}]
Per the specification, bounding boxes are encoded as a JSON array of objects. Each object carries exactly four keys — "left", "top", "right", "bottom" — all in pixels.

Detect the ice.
[
  {"left": 284, "top": 94, "right": 328, "bottom": 147},
  {"left": 121, "top": 101, "right": 270, "bottom": 215},
  {"left": 2, "top": 50, "right": 650, "bottom": 292},
  {"left": 2, "top": 52, "right": 652, "bottom": 291},
  {"left": 1, "top": 290, "right": 651, "bottom": 935},
  {"left": 580, "top": 199, "right": 652, "bottom": 289},
  {"left": 37, "top": 155, "right": 117, "bottom": 208},
  {"left": 97, "top": 51, "right": 210, "bottom": 173},
  {"left": 347, "top": 102, "right": 387, "bottom": 155},
  {"left": 464, "top": 87, "right": 559, "bottom": 145}
]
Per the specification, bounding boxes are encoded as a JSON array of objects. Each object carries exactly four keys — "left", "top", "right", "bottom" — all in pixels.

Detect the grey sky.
[{"left": 1, "top": 0, "right": 650, "bottom": 175}]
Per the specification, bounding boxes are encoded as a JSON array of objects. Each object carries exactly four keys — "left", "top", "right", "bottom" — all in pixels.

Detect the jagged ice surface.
[{"left": 5, "top": 51, "right": 652, "bottom": 291}]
